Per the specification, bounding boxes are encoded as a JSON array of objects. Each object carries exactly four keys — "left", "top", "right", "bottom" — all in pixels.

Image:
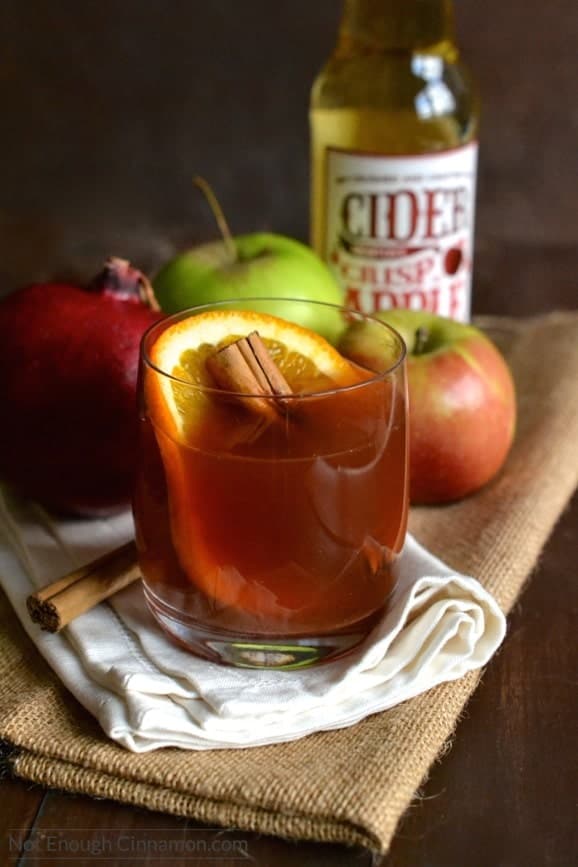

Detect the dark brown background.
[
  {"left": 0, "top": 0, "right": 577, "bottom": 291},
  {"left": 0, "top": 2, "right": 576, "bottom": 866}
]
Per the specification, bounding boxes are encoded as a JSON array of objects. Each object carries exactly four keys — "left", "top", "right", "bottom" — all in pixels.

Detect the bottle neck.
[{"left": 336, "top": 0, "right": 456, "bottom": 56}]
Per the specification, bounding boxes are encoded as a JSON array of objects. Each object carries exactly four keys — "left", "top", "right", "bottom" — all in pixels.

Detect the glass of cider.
[{"left": 133, "top": 298, "right": 408, "bottom": 669}]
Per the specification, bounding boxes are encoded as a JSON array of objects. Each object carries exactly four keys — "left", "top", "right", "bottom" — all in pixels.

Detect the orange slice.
[
  {"left": 145, "top": 309, "right": 362, "bottom": 620},
  {"left": 146, "top": 308, "right": 358, "bottom": 444}
]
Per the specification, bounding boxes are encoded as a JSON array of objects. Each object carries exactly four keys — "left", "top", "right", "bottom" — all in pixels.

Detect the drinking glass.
[{"left": 133, "top": 298, "right": 408, "bottom": 669}]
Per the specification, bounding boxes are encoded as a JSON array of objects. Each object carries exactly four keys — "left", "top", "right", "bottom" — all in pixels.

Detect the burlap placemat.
[{"left": 1, "top": 311, "right": 577, "bottom": 854}]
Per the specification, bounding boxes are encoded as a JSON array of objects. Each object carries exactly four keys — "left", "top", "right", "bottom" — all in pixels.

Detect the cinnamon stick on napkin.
[{"left": 27, "top": 542, "right": 139, "bottom": 632}]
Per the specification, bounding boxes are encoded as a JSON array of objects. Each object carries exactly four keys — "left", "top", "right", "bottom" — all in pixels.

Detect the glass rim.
[{"left": 140, "top": 297, "right": 407, "bottom": 400}]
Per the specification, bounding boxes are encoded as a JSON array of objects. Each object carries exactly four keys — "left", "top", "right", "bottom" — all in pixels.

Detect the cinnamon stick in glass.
[{"left": 206, "top": 331, "right": 293, "bottom": 420}]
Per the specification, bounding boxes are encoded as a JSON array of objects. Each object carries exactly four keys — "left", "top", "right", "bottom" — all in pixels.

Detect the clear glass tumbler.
[{"left": 133, "top": 298, "right": 408, "bottom": 669}]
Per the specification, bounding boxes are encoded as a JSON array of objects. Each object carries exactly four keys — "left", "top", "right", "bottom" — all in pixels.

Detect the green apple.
[{"left": 153, "top": 233, "right": 345, "bottom": 343}]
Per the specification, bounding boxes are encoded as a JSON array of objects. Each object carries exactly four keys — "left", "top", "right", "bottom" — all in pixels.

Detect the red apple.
[
  {"left": 0, "top": 258, "right": 164, "bottom": 515},
  {"left": 339, "top": 310, "right": 516, "bottom": 504}
]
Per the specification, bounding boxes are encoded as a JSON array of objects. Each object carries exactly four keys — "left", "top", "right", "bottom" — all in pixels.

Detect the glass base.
[{"left": 143, "top": 583, "right": 383, "bottom": 670}]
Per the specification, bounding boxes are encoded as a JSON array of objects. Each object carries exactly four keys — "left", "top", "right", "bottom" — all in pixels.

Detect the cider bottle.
[{"left": 310, "top": 0, "right": 479, "bottom": 321}]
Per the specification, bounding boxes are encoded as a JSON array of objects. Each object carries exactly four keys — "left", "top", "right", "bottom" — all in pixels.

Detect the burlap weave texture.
[{"left": 1, "top": 311, "right": 577, "bottom": 854}]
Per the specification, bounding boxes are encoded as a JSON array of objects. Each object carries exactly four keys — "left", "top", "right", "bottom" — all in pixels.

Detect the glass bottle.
[{"left": 310, "top": 0, "right": 479, "bottom": 321}]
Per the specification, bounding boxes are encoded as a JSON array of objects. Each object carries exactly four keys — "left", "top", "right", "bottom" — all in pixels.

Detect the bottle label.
[{"left": 324, "top": 143, "right": 478, "bottom": 322}]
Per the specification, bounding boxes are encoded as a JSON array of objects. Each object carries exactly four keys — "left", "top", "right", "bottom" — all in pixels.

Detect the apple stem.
[
  {"left": 193, "top": 176, "right": 237, "bottom": 262},
  {"left": 414, "top": 326, "right": 430, "bottom": 355}
]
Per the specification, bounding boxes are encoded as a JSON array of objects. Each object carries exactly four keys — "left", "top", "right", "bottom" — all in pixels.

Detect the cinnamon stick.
[
  {"left": 26, "top": 541, "right": 139, "bottom": 633},
  {"left": 206, "top": 331, "right": 293, "bottom": 418}
]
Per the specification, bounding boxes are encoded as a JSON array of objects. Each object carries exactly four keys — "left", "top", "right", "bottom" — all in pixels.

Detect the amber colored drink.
[{"left": 133, "top": 301, "right": 408, "bottom": 669}]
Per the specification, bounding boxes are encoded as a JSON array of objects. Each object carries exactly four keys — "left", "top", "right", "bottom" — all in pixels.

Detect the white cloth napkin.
[{"left": 0, "top": 489, "right": 506, "bottom": 752}]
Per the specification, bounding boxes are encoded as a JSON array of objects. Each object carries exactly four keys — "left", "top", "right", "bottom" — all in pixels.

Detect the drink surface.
[
  {"left": 134, "top": 369, "right": 408, "bottom": 637},
  {"left": 310, "top": 0, "right": 479, "bottom": 321}
]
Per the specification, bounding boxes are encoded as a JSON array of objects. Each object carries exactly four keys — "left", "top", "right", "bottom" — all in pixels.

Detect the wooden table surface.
[{"left": 0, "top": 241, "right": 576, "bottom": 867}]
